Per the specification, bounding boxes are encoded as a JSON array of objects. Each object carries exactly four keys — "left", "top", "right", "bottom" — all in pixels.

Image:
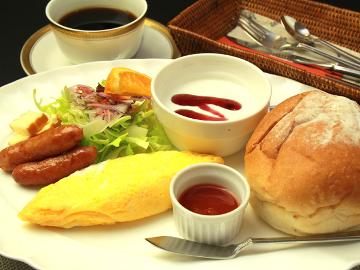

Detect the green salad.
[{"left": 33, "top": 84, "right": 173, "bottom": 162}]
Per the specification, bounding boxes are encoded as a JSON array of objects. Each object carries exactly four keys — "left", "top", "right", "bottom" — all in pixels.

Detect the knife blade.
[
  {"left": 225, "top": 35, "right": 294, "bottom": 58},
  {"left": 145, "top": 236, "right": 237, "bottom": 259},
  {"left": 225, "top": 36, "right": 272, "bottom": 52}
]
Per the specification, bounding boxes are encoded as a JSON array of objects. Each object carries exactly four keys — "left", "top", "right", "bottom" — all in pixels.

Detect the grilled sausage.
[
  {"left": 12, "top": 146, "right": 97, "bottom": 186},
  {"left": 0, "top": 125, "right": 83, "bottom": 172}
]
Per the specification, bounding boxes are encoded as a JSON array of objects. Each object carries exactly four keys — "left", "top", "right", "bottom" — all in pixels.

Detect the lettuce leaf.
[{"left": 33, "top": 88, "right": 173, "bottom": 162}]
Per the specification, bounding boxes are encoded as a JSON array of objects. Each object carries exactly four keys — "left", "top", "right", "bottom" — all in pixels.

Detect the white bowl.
[
  {"left": 151, "top": 53, "right": 271, "bottom": 157},
  {"left": 170, "top": 163, "right": 250, "bottom": 245}
]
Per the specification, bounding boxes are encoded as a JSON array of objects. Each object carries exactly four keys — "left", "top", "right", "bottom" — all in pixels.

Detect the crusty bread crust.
[
  {"left": 250, "top": 194, "right": 360, "bottom": 235},
  {"left": 244, "top": 90, "right": 360, "bottom": 235}
]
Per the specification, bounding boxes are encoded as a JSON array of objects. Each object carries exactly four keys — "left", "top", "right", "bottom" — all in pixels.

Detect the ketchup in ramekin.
[{"left": 178, "top": 183, "right": 239, "bottom": 215}]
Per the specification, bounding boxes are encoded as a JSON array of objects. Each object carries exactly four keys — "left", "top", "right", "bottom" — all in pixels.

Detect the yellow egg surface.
[{"left": 18, "top": 151, "right": 223, "bottom": 228}]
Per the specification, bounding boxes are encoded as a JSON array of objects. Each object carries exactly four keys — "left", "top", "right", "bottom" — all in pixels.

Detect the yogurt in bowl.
[{"left": 151, "top": 53, "right": 271, "bottom": 156}]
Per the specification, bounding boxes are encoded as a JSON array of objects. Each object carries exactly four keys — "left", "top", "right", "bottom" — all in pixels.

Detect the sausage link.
[
  {"left": 0, "top": 125, "right": 83, "bottom": 172},
  {"left": 12, "top": 146, "right": 97, "bottom": 186}
]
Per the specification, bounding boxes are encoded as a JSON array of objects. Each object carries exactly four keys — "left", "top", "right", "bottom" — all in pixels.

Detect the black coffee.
[{"left": 58, "top": 7, "right": 137, "bottom": 31}]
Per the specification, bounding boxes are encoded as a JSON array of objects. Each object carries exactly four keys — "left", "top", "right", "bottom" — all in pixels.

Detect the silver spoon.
[{"left": 281, "top": 15, "right": 360, "bottom": 65}]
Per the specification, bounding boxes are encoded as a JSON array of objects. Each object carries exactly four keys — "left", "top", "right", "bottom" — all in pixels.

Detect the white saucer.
[{"left": 20, "top": 18, "right": 180, "bottom": 75}]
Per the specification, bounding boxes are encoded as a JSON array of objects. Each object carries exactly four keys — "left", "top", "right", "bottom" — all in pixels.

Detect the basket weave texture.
[{"left": 168, "top": 0, "right": 360, "bottom": 102}]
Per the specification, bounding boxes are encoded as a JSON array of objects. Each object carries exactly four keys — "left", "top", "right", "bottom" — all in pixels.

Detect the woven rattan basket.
[{"left": 168, "top": 0, "right": 360, "bottom": 102}]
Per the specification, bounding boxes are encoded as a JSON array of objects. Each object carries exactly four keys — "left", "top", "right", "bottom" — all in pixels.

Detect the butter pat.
[
  {"left": 8, "top": 111, "right": 51, "bottom": 145},
  {"left": 10, "top": 111, "right": 48, "bottom": 136},
  {"left": 7, "top": 133, "right": 30, "bottom": 145}
]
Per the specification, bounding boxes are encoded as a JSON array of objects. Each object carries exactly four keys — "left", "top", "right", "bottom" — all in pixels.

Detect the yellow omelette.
[{"left": 19, "top": 151, "right": 223, "bottom": 228}]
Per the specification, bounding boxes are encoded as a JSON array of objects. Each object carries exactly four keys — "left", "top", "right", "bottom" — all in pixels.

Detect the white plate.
[
  {"left": 20, "top": 18, "right": 180, "bottom": 75},
  {"left": 1, "top": 59, "right": 357, "bottom": 270}
]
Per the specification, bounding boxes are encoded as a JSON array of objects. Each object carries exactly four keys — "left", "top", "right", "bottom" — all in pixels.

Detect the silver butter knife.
[
  {"left": 292, "top": 56, "right": 360, "bottom": 79},
  {"left": 146, "top": 230, "right": 360, "bottom": 259}
]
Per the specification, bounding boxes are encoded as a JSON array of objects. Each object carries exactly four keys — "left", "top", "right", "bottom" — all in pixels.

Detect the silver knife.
[
  {"left": 146, "top": 231, "right": 360, "bottom": 259},
  {"left": 292, "top": 56, "right": 360, "bottom": 79},
  {"left": 226, "top": 36, "right": 360, "bottom": 86}
]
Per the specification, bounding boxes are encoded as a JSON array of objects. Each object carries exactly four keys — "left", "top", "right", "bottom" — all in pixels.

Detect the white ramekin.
[{"left": 170, "top": 163, "right": 250, "bottom": 245}]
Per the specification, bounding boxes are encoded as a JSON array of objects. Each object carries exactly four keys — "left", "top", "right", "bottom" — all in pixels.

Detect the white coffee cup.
[{"left": 46, "top": 0, "right": 147, "bottom": 64}]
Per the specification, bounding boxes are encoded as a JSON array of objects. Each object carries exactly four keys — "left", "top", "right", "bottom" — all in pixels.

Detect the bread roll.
[{"left": 244, "top": 91, "right": 360, "bottom": 235}]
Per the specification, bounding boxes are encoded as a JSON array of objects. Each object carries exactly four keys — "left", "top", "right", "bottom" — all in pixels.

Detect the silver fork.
[
  {"left": 146, "top": 230, "right": 360, "bottom": 259},
  {"left": 238, "top": 12, "right": 360, "bottom": 71},
  {"left": 238, "top": 16, "right": 287, "bottom": 51}
]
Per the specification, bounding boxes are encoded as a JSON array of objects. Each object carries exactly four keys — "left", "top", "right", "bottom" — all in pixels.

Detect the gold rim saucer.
[{"left": 20, "top": 18, "right": 181, "bottom": 75}]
